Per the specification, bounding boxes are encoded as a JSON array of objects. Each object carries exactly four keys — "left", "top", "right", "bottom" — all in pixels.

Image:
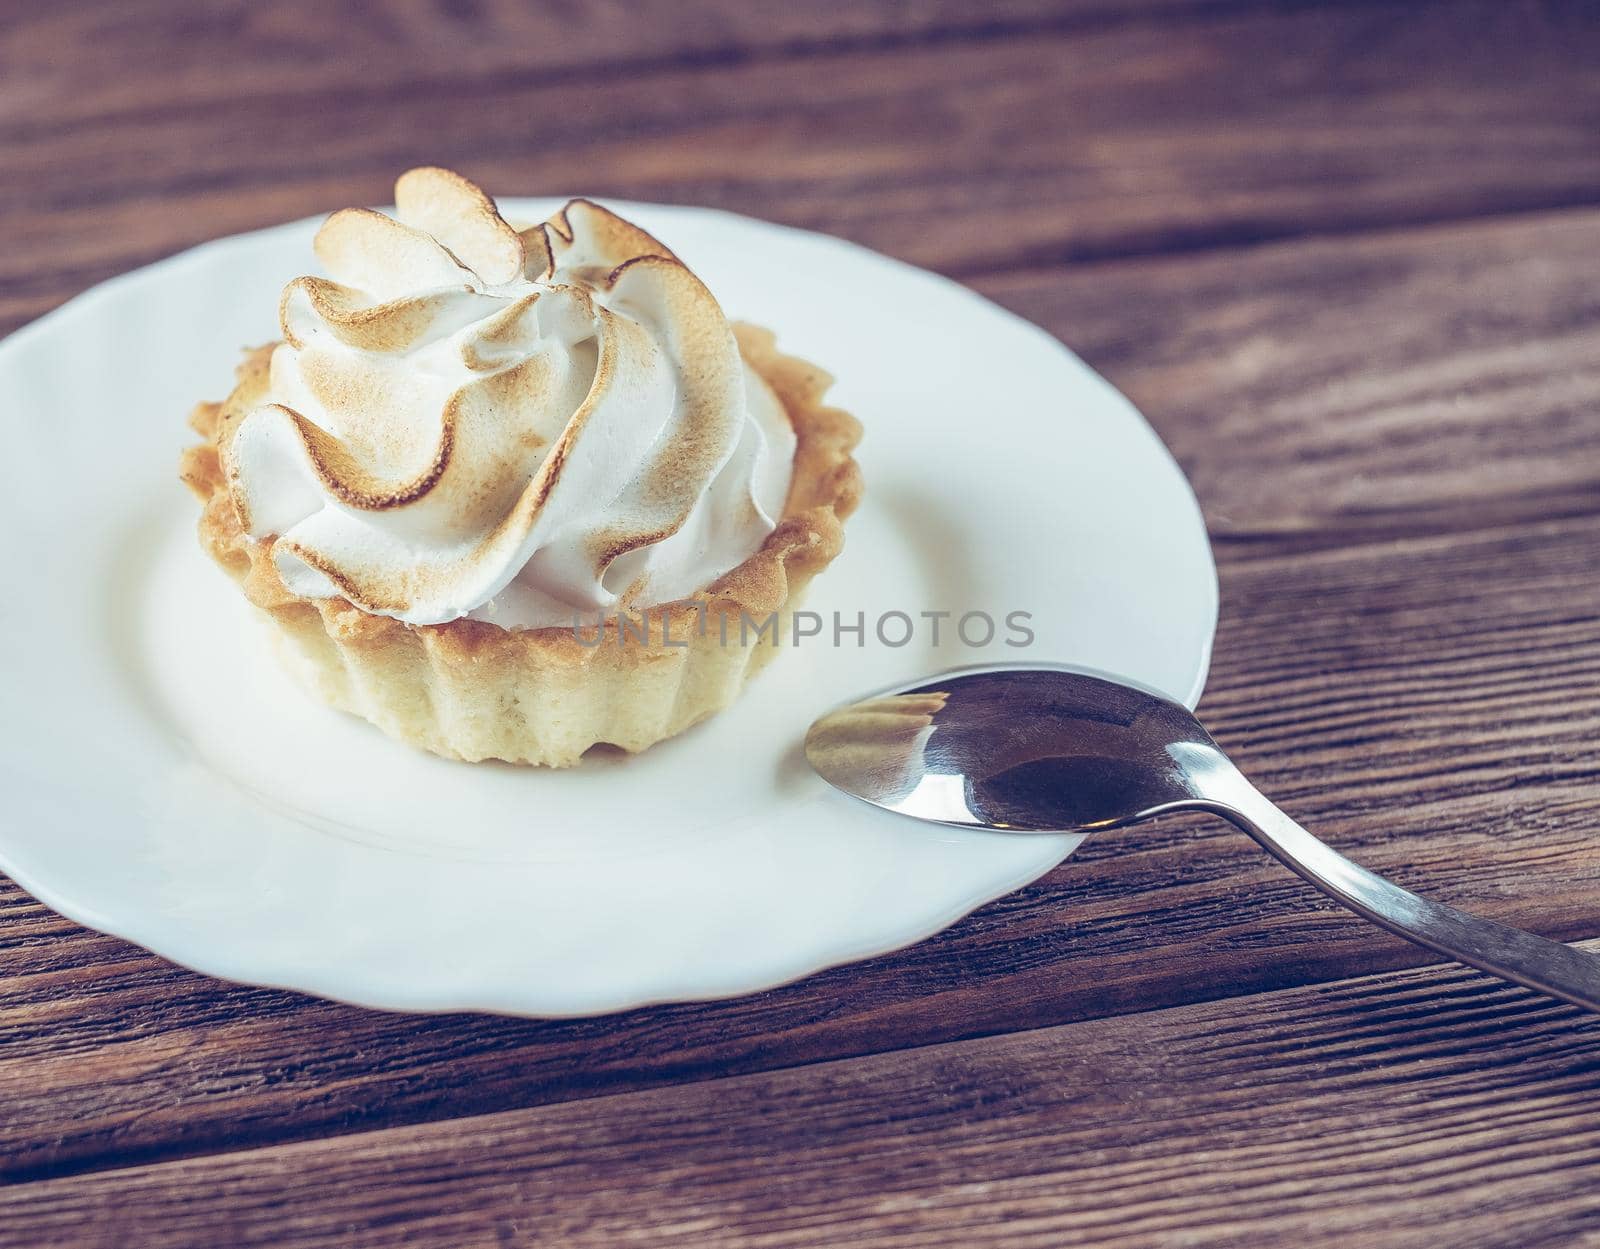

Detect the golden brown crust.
[{"left": 180, "top": 326, "right": 861, "bottom": 764}]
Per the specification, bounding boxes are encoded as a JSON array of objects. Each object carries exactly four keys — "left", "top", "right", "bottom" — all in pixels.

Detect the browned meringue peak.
[
  {"left": 522, "top": 197, "right": 681, "bottom": 283},
  {"left": 222, "top": 168, "right": 795, "bottom": 628},
  {"left": 312, "top": 207, "right": 474, "bottom": 300},
  {"left": 394, "top": 166, "right": 526, "bottom": 285}
]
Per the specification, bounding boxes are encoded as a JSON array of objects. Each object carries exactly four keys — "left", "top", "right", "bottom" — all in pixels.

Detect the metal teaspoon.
[{"left": 804, "top": 664, "right": 1600, "bottom": 1011}]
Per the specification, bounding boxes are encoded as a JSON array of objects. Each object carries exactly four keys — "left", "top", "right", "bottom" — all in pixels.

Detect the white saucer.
[{"left": 0, "top": 200, "right": 1216, "bottom": 1016}]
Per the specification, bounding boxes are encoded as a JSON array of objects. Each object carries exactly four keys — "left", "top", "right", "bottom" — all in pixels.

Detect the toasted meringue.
[
  {"left": 221, "top": 167, "right": 798, "bottom": 629},
  {"left": 182, "top": 170, "right": 861, "bottom": 765}
]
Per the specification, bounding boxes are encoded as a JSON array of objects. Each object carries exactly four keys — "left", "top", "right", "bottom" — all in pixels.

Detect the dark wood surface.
[
  {"left": 3, "top": 2, "right": 1600, "bottom": 1245},
  {"left": 10, "top": 951, "right": 1600, "bottom": 1249}
]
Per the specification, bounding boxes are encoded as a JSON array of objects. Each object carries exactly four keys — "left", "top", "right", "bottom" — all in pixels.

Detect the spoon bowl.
[{"left": 807, "top": 665, "right": 1219, "bottom": 832}]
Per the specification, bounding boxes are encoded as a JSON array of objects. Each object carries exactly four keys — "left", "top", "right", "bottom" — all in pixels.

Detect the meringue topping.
[{"left": 220, "top": 167, "right": 796, "bottom": 628}]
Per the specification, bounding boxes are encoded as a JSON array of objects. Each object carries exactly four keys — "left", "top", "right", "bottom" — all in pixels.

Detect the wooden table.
[{"left": 4, "top": 3, "right": 1600, "bottom": 1244}]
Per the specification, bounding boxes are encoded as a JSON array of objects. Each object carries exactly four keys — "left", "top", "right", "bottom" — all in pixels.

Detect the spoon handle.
[{"left": 1204, "top": 771, "right": 1600, "bottom": 1011}]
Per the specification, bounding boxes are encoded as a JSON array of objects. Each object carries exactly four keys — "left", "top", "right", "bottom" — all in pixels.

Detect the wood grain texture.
[
  {"left": 5, "top": 3, "right": 1600, "bottom": 1241},
  {"left": 0, "top": 0, "right": 1246, "bottom": 124},
  {"left": 3, "top": 2, "right": 1599, "bottom": 335},
  {"left": 978, "top": 207, "right": 1600, "bottom": 538},
  {"left": 7, "top": 950, "right": 1600, "bottom": 1248},
  {"left": 3, "top": 204, "right": 1598, "bottom": 1182}
]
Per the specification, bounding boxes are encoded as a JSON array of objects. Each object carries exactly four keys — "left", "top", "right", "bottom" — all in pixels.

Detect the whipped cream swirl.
[{"left": 222, "top": 167, "right": 795, "bottom": 628}]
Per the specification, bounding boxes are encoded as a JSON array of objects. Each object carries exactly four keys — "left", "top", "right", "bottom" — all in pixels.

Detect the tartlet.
[{"left": 181, "top": 169, "right": 860, "bottom": 766}]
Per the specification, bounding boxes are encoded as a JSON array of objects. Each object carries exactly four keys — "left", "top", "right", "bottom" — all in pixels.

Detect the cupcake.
[{"left": 180, "top": 167, "right": 861, "bottom": 766}]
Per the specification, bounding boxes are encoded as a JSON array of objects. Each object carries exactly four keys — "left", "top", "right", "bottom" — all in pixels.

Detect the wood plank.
[
  {"left": 975, "top": 207, "right": 1600, "bottom": 537},
  {"left": 7, "top": 948, "right": 1600, "bottom": 1247},
  {"left": 0, "top": 0, "right": 1224, "bottom": 124},
  {"left": 4, "top": 507, "right": 1597, "bottom": 1181},
  {"left": 3, "top": 2, "right": 1599, "bottom": 335}
]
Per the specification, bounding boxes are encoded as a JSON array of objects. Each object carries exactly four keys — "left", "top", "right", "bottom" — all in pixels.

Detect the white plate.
[{"left": 0, "top": 201, "right": 1216, "bottom": 1016}]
